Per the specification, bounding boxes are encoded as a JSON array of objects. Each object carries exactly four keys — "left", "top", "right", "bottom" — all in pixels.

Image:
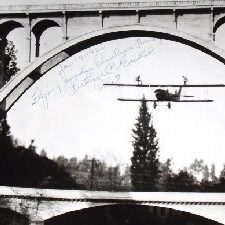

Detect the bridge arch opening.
[
  {"left": 32, "top": 19, "right": 61, "bottom": 58},
  {"left": 0, "top": 207, "right": 29, "bottom": 225},
  {"left": 44, "top": 204, "right": 222, "bottom": 225},
  {"left": 2, "top": 25, "right": 225, "bottom": 111},
  {"left": 214, "top": 17, "right": 225, "bottom": 50},
  {"left": 0, "top": 21, "right": 24, "bottom": 39},
  {"left": 3, "top": 25, "right": 225, "bottom": 180},
  {"left": 1, "top": 25, "right": 225, "bottom": 194},
  {"left": 214, "top": 16, "right": 225, "bottom": 35}
]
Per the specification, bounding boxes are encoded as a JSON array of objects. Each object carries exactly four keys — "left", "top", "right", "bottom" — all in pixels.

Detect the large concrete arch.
[
  {"left": 44, "top": 204, "right": 222, "bottom": 225},
  {"left": 1, "top": 24, "right": 225, "bottom": 112}
]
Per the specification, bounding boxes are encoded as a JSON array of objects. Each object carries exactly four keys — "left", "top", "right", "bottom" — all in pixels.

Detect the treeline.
[
  {"left": 158, "top": 159, "right": 225, "bottom": 192},
  {"left": 51, "top": 154, "right": 225, "bottom": 192},
  {"left": 0, "top": 110, "right": 78, "bottom": 189},
  {"left": 52, "top": 154, "right": 131, "bottom": 191}
]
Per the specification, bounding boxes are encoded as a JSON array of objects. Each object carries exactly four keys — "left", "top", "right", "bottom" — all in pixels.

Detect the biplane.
[{"left": 104, "top": 76, "right": 225, "bottom": 109}]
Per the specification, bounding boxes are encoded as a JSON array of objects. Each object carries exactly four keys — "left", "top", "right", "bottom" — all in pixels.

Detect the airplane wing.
[
  {"left": 117, "top": 98, "right": 213, "bottom": 102},
  {"left": 104, "top": 83, "right": 225, "bottom": 88}
]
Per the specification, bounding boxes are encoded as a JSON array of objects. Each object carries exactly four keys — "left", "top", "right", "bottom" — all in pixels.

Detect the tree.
[
  {"left": 210, "top": 163, "right": 218, "bottom": 183},
  {"left": 0, "top": 109, "right": 10, "bottom": 137},
  {"left": 200, "top": 164, "right": 216, "bottom": 192},
  {"left": 169, "top": 170, "right": 198, "bottom": 192},
  {"left": 4, "top": 40, "right": 20, "bottom": 83},
  {"left": 189, "top": 159, "right": 204, "bottom": 180},
  {"left": 217, "top": 165, "right": 225, "bottom": 192},
  {"left": 159, "top": 158, "right": 174, "bottom": 191},
  {"left": 202, "top": 165, "right": 210, "bottom": 182},
  {"left": 130, "top": 96, "right": 160, "bottom": 191},
  {"left": 40, "top": 149, "right": 47, "bottom": 157}
]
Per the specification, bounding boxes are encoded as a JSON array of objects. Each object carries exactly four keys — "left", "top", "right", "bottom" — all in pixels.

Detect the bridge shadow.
[
  {"left": 0, "top": 208, "right": 29, "bottom": 225},
  {"left": 44, "top": 204, "right": 222, "bottom": 225}
]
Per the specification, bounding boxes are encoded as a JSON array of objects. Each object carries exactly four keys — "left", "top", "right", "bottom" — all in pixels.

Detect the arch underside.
[
  {"left": 32, "top": 20, "right": 60, "bottom": 37},
  {"left": 44, "top": 204, "right": 223, "bottom": 225},
  {"left": 0, "top": 21, "right": 23, "bottom": 39},
  {"left": 1, "top": 24, "right": 225, "bottom": 111},
  {"left": 0, "top": 207, "right": 29, "bottom": 225}
]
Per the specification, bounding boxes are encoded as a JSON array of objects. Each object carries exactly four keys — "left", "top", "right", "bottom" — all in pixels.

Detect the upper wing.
[
  {"left": 104, "top": 83, "right": 225, "bottom": 88},
  {"left": 117, "top": 98, "right": 213, "bottom": 102}
]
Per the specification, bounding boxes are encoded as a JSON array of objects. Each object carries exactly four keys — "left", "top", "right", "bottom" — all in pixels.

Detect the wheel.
[{"left": 168, "top": 102, "right": 171, "bottom": 109}]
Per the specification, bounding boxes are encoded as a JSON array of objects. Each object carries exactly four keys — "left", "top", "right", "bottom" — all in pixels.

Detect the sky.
[{"left": 5, "top": 23, "right": 225, "bottom": 176}]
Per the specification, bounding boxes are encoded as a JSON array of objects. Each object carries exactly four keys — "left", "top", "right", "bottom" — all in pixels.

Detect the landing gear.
[{"left": 153, "top": 102, "right": 171, "bottom": 109}]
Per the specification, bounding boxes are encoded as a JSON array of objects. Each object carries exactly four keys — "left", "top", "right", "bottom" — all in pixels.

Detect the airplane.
[{"left": 104, "top": 76, "right": 225, "bottom": 109}]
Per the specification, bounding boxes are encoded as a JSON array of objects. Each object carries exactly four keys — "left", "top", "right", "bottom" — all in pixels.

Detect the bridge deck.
[
  {"left": 0, "top": 186, "right": 225, "bottom": 204},
  {"left": 0, "top": 0, "right": 225, "bottom": 13}
]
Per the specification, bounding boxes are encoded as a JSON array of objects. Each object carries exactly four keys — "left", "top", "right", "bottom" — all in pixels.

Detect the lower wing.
[{"left": 117, "top": 98, "right": 213, "bottom": 102}]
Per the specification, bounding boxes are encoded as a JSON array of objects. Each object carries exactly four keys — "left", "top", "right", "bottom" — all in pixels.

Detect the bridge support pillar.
[
  {"left": 136, "top": 10, "right": 140, "bottom": 24},
  {"left": 0, "top": 37, "right": 7, "bottom": 88},
  {"left": 210, "top": 8, "right": 215, "bottom": 41},
  {"left": 25, "top": 18, "right": 32, "bottom": 64},
  {"left": 35, "top": 35, "right": 41, "bottom": 58},
  {"left": 173, "top": 9, "right": 177, "bottom": 30},
  {"left": 62, "top": 11, "right": 68, "bottom": 41},
  {"left": 99, "top": 11, "right": 103, "bottom": 28}
]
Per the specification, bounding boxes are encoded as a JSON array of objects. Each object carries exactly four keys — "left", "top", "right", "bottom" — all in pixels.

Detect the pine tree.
[
  {"left": 130, "top": 96, "right": 160, "bottom": 191},
  {"left": 4, "top": 40, "right": 20, "bottom": 83}
]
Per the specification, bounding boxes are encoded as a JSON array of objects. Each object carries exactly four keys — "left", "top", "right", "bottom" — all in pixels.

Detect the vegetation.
[
  {"left": 49, "top": 97, "right": 225, "bottom": 192},
  {"left": 3, "top": 40, "right": 20, "bottom": 83},
  {"left": 0, "top": 109, "right": 77, "bottom": 189},
  {"left": 130, "top": 96, "right": 160, "bottom": 191}
]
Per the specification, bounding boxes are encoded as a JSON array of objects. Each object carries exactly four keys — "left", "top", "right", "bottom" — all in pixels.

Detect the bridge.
[
  {"left": 1, "top": 0, "right": 225, "bottom": 108},
  {"left": 1, "top": 2, "right": 225, "bottom": 225},
  {"left": 1, "top": 0, "right": 225, "bottom": 85},
  {"left": 0, "top": 186, "right": 225, "bottom": 225}
]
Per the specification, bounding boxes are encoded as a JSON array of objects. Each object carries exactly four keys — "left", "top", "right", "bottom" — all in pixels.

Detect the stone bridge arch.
[
  {"left": 1, "top": 24, "right": 225, "bottom": 112},
  {"left": 44, "top": 204, "right": 222, "bottom": 225},
  {"left": 0, "top": 207, "right": 29, "bottom": 225}
]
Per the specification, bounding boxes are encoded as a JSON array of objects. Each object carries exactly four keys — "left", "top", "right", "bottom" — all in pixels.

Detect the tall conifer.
[{"left": 130, "top": 96, "right": 160, "bottom": 191}]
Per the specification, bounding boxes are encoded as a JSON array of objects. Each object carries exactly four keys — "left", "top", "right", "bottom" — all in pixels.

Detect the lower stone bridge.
[{"left": 0, "top": 186, "right": 225, "bottom": 225}]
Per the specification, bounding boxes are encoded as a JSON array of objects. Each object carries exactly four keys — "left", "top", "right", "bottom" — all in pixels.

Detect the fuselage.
[{"left": 154, "top": 89, "right": 180, "bottom": 101}]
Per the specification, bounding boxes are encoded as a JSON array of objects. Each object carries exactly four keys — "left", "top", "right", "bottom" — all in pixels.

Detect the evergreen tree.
[
  {"left": 130, "top": 96, "right": 160, "bottom": 191},
  {"left": 159, "top": 158, "right": 174, "bottom": 191},
  {"left": 4, "top": 40, "right": 20, "bottom": 83}
]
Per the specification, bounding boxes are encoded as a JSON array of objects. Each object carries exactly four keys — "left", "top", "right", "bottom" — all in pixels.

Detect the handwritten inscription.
[{"left": 31, "top": 38, "right": 162, "bottom": 109}]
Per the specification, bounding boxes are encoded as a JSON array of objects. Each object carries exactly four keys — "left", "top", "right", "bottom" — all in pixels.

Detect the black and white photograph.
[{"left": 0, "top": 0, "right": 225, "bottom": 224}]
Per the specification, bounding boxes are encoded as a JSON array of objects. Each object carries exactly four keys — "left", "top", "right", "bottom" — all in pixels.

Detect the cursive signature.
[
  {"left": 31, "top": 86, "right": 62, "bottom": 109},
  {"left": 31, "top": 38, "right": 162, "bottom": 109}
]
